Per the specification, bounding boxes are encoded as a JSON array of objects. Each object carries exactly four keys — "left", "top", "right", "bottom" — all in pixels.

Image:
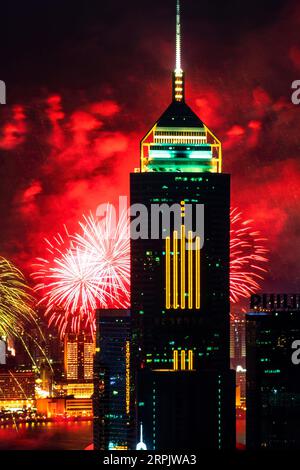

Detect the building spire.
[
  {"left": 173, "top": 0, "right": 185, "bottom": 102},
  {"left": 136, "top": 422, "right": 147, "bottom": 450},
  {"left": 175, "top": 0, "right": 182, "bottom": 73}
]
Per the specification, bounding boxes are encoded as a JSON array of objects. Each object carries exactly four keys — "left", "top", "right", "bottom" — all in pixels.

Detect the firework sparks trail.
[
  {"left": 75, "top": 206, "right": 130, "bottom": 307},
  {"left": 0, "top": 256, "right": 51, "bottom": 371},
  {"left": 33, "top": 206, "right": 267, "bottom": 336},
  {"left": 32, "top": 207, "right": 130, "bottom": 337},
  {"left": 0, "top": 256, "right": 37, "bottom": 337},
  {"left": 230, "top": 207, "right": 268, "bottom": 303}
]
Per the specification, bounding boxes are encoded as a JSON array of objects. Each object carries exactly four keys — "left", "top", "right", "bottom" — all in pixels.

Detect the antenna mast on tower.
[{"left": 173, "top": 0, "right": 185, "bottom": 102}]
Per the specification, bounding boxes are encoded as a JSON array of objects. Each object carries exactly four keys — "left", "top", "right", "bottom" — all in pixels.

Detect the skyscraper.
[
  {"left": 246, "top": 309, "right": 300, "bottom": 449},
  {"left": 64, "top": 333, "right": 94, "bottom": 382},
  {"left": 231, "top": 315, "right": 246, "bottom": 406},
  {"left": 230, "top": 316, "right": 246, "bottom": 370},
  {"left": 130, "top": 0, "right": 235, "bottom": 450},
  {"left": 93, "top": 309, "right": 134, "bottom": 451}
]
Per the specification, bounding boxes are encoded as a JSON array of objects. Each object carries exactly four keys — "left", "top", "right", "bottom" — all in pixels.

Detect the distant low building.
[
  {"left": 36, "top": 397, "right": 93, "bottom": 417},
  {"left": 0, "top": 367, "right": 35, "bottom": 410},
  {"left": 55, "top": 381, "right": 94, "bottom": 399}
]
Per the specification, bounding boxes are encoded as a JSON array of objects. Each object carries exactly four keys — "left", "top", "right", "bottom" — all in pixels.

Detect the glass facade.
[
  {"left": 130, "top": 171, "right": 236, "bottom": 449},
  {"left": 63, "top": 333, "right": 94, "bottom": 382},
  {"left": 131, "top": 172, "right": 231, "bottom": 371},
  {"left": 246, "top": 310, "right": 300, "bottom": 449},
  {"left": 93, "top": 309, "right": 134, "bottom": 450}
]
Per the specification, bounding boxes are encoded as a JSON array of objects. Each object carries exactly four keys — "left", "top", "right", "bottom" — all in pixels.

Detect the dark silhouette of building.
[
  {"left": 93, "top": 309, "right": 134, "bottom": 450},
  {"left": 138, "top": 369, "right": 235, "bottom": 451},
  {"left": 246, "top": 310, "right": 300, "bottom": 449},
  {"left": 130, "top": 0, "right": 235, "bottom": 450}
]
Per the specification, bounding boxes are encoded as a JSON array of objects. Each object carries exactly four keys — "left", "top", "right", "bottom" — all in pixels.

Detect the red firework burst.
[
  {"left": 32, "top": 206, "right": 267, "bottom": 337},
  {"left": 32, "top": 208, "right": 130, "bottom": 337},
  {"left": 230, "top": 207, "right": 268, "bottom": 303}
]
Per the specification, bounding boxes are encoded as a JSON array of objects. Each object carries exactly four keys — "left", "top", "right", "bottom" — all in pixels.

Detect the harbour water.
[
  {"left": 0, "top": 420, "right": 92, "bottom": 450},
  {"left": 0, "top": 419, "right": 245, "bottom": 450}
]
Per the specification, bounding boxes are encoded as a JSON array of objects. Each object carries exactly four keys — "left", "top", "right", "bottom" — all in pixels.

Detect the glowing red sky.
[{"left": 0, "top": 0, "right": 300, "bottom": 295}]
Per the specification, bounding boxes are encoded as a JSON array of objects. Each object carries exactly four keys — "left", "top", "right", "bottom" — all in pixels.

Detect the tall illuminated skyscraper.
[
  {"left": 130, "top": 0, "right": 235, "bottom": 450},
  {"left": 64, "top": 333, "right": 94, "bottom": 381},
  {"left": 93, "top": 309, "right": 134, "bottom": 451}
]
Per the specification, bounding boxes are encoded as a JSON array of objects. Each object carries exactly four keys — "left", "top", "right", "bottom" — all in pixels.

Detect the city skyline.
[
  {"left": 0, "top": 0, "right": 299, "bottom": 457},
  {"left": 0, "top": 0, "right": 299, "bottom": 299},
  {"left": 127, "top": 0, "right": 236, "bottom": 450}
]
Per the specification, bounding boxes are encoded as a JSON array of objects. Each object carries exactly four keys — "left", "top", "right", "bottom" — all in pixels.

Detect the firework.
[
  {"left": 0, "top": 256, "right": 36, "bottom": 338},
  {"left": 33, "top": 206, "right": 267, "bottom": 337},
  {"left": 0, "top": 256, "right": 51, "bottom": 371},
  {"left": 75, "top": 206, "right": 130, "bottom": 307},
  {"left": 32, "top": 207, "right": 130, "bottom": 337},
  {"left": 230, "top": 207, "right": 268, "bottom": 303}
]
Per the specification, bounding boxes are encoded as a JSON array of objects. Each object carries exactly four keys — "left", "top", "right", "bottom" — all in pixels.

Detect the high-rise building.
[
  {"left": 64, "top": 333, "right": 94, "bottom": 381},
  {"left": 130, "top": 0, "right": 235, "bottom": 450},
  {"left": 230, "top": 316, "right": 246, "bottom": 369},
  {"left": 230, "top": 315, "right": 246, "bottom": 405},
  {"left": 93, "top": 309, "right": 134, "bottom": 451},
  {"left": 246, "top": 310, "right": 300, "bottom": 449},
  {"left": 138, "top": 368, "right": 235, "bottom": 451}
]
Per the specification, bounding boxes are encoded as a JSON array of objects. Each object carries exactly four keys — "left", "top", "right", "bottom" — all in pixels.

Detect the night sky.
[{"left": 0, "top": 0, "right": 299, "bottom": 298}]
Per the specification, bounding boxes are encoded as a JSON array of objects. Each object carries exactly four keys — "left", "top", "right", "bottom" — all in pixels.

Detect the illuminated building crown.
[{"left": 140, "top": 0, "right": 222, "bottom": 174}]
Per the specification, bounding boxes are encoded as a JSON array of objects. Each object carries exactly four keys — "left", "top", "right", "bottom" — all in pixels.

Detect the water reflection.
[
  {"left": 0, "top": 420, "right": 92, "bottom": 450},
  {"left": 0, "top": 419, "right": 245, "bottom": 450}
]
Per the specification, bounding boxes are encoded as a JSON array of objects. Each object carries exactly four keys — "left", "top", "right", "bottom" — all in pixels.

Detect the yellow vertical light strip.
[
  {"left": 196, "top": 236, "right": 201, "bottom": 309},
  {"left": 219, "top": 145, "right": 223, "bottom": 173},
  {"left": 204, "top": 125, "right": 222, "bottom": 173},
  {"left": 181, "top": 350, "right": 186, "bottom": 370},
  {"left": 166, "top": 236, "right": 171, "bottom": 309},
  {"left": 173, "top": 350, "right": 178, "bottom": 370},
  {"left": 188, "top": 231, "right": 193, "bottom": 309},
  {"left": 188, "top": 350, "right": 194, "bottom": 370},
  {"left": 173, "top": 231, "right": 178, "bottom": 309},
  {"left": 180, "top": 225, "right": 186, "bottom": 309},
  {"left": 140, "top": 124, "right": 157, "bottom": 172},
  {"left": 125, "top": 341, "right": 130, "bottom": 415}
]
